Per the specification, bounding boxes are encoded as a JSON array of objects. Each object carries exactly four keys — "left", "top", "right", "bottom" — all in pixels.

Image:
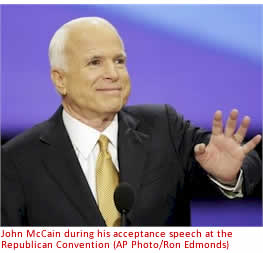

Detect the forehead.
[{"left": 65, "top": 23, "right": 125, "bottom": 57}]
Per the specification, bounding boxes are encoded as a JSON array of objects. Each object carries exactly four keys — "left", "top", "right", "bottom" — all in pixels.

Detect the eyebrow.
[
  {"left": 114, "top": 53, "right": 127, "bottom": 58},
  {"left": 88, "top": 55, "right": 102, "bottom": 60},
  {"left": 86, "top": 53, "right": 127, "bottom": 60}
]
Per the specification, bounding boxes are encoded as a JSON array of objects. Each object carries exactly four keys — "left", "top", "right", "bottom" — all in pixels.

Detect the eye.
[
  {"left": 88, "top": 59, "right": 101, "bottom": 66},
  {"left": 115, "top": 58, "right": 126, "bottom": 65}
]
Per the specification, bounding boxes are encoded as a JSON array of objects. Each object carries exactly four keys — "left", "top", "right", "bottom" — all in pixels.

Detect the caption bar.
[{"left": 0, "top": 228, "right": 233, "bottom": 251}]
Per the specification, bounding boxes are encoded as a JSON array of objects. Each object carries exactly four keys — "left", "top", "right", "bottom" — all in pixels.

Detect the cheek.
[
  {"left": 125, "top": 82, "right": 131, "bottom": 97},
  {"left": 123, "top": 76, "right": 131, "bottom": 96},
  {"left": 120, "top": 80, "right": 131, "bottom": 106}
]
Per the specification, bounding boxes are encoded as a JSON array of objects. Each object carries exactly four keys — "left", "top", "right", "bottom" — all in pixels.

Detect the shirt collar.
[{"left": 62, "top": 109, "right": 118, "bottom": 159}]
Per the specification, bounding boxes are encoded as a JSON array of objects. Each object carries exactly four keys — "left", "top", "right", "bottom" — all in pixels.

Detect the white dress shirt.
[
  {"left": 62, "top": 109, "right": 243, "bottom": 202},
  {"left": 63, "top": 109, "right": 119, "bottom": 202}
]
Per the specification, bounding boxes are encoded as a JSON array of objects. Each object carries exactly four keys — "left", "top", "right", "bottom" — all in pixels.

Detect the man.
[{"left": 1, "top": 17, "right": 261, "bottom": 226}]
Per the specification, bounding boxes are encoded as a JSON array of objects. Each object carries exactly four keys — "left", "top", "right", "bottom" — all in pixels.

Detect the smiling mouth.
[{"left": 96, "top": 88, "right": 121, "bottom": 93}]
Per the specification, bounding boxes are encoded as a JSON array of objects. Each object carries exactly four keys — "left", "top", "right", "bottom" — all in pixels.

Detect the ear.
[{"left": 50, "top": 69, "right": 67, "bottom": 96}]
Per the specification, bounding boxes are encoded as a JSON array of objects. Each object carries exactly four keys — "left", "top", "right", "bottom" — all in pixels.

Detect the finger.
[
  {"left": 212, "top": 110, "right": 223, "bottom": 136},
  {"left": 224, "top": 109, "right": 238, "bottom": 137},
  {"left": 233, "top": 116, "right": 250, "bottom": 144},
  {"left": 242, "top": 135, "right": 262, "bottom": 154},
  {"left": 194, "top": 143, "right": 207, "bottom": 156}
]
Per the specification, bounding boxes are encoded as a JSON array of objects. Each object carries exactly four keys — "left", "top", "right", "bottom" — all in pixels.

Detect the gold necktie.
[{"left": 96, "top": 135, "right": 120, "bottom": 226}]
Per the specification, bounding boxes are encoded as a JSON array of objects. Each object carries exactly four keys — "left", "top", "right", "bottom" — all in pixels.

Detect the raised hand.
[{"left": 194, "top": 109, "right": 261, "bottom": 185}]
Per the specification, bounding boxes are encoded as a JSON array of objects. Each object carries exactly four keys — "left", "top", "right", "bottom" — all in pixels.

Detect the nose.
[{"left": 103, "top": 62, "right": 119, "bottom": 82}]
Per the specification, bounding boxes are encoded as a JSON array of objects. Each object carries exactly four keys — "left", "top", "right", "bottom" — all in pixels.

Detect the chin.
[{"left": 103, "top": 103, "right": 123, "bottom": 114}]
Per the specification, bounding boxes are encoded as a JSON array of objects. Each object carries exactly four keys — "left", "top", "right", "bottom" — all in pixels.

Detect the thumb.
[{"left": 194, "top": 143, "right": 207, "bottom": 158}]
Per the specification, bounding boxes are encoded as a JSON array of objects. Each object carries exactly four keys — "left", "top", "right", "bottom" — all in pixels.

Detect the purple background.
[{"left": 1, "top": 5, "right": 262, "bottom": 226}]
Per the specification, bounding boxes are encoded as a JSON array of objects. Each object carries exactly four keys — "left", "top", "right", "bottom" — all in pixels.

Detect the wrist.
[{"left": 214, "top": 170, "right": 241, "bottom": 187}]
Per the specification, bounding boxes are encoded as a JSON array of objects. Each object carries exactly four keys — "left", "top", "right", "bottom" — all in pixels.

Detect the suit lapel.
[
  {"left": 40, "top": 106, "right": 105, "bottom": 226},
  {"left": 118, "top": 109, "right": 150, "bottom": 197}
]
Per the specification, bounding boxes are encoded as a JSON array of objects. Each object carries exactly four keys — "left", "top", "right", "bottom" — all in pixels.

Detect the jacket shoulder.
[
  {"left": 2, "top": 106, "right": 63, "bottom": 154},
  {"left": 2, "top": 120, "right": 49, "bottom": 154},
  {"left": 123, "top": 104, "right": 176, "bottom": 118},
  {"left": 122, "top": 104, "right": 183, "bottom": 125}
]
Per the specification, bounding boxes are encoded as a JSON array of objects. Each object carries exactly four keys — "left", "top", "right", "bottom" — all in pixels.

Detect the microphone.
[{"left": 114, "top": 182, "right": 135, "bottom": 226}]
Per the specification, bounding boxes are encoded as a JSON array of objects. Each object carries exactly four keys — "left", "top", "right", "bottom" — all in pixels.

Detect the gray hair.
[{"left": 48, "top": 17, "right": 124, "bottom": 71}]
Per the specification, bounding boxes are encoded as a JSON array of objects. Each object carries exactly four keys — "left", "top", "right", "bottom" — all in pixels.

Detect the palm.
[{"left": 195, "top": 109, "right": 261, "bottom": 184}]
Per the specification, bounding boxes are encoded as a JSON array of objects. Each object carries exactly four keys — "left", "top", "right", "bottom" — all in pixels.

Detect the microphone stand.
[{"left": 121, "top": 209, "right": 127, "bottom": 226}]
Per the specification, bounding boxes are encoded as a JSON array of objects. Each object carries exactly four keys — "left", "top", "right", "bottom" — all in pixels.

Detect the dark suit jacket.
[{"left": 1, "top": 105, "right": 261, "bottom": 226}]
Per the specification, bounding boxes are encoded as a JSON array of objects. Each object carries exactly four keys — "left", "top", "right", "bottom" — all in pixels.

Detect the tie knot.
[{"left": 98, "top": 135, "right": 109, "bottom": 152}]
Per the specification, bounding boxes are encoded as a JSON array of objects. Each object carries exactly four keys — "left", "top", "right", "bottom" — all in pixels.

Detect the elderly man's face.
[{"left": 60, "top": 22, "right": 131, "bottom": 118}]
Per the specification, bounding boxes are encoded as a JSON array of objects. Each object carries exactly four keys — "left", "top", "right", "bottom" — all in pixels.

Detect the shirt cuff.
[{"left": 208, "top": 170, "right": 244, "bottom": 199}]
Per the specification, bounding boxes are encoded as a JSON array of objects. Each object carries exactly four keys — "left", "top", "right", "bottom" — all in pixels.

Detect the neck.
[{"left": 63, "top": 103, "right": 116, "bottom": 132}]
